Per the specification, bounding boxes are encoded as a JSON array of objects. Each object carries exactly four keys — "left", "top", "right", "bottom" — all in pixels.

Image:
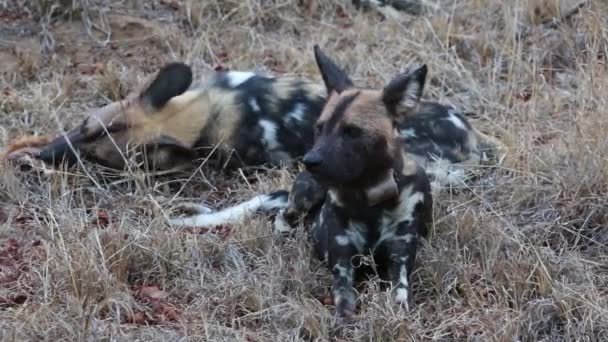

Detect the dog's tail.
[{"left": 166, "top": 190, "right": 290, "bottom": 229}]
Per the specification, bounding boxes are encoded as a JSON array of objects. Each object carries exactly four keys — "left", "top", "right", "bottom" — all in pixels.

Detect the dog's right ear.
[
  {"left": 313, "top": 45, "right": 354, "bottom": 95},
  {"left": 382, "top": 64, "right": 427, "bottom": 118},
  {"left": 140, "top": 62, "right": 193, "bottom": 110}
]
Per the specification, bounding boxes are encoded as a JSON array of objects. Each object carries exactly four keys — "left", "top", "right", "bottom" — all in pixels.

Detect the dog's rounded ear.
[
  {"left": 313, "top": 45, "right": 354, "bottom": 95},
  {"left": 382, "top": 64, "right": 427, "bottom": 117},
  {"left": 140, "top": 62, "right": 193, "bottom": 110}
]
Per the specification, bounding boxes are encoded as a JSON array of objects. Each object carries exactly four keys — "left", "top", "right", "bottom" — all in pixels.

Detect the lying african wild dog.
[
  {"left": 35, "top": 63, "right": 327, "bottom": 172},
  {"left": 33, "top": 60, "right": 502, "bottom": 191},
  {"left": 167, "top": 46, "right": 444, "bottom": 317}
]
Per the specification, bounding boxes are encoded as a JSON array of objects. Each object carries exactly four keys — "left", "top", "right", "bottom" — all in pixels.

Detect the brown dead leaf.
[
  {"left": 216, "top": 51, "right": 230, "bottom": 62},
  {"left": 139, "top": 285, "right": 168, "bottom": 301},
  {"left": 156, "top": 303, "right": 181, "bottom": 321},
  {"left": 126, "top": 311, "right": 151, "bottom": 325},
  {"left": 129, "top": 284, "right": 181, "bottom": 324},
  {"left": 514, "top": 89, "right": 532, "bottom": 102},
  {"left": 89, "top": 210, "right": 111, "bottom": 228},
  {"left": 2, "top": 135, "right": 54, "bottom": 160}
]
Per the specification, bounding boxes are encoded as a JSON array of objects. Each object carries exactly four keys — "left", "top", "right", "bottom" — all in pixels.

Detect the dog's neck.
[
  {"left": 329, "top": 167, "right": 401, "bottom": 208},
  {"left": 329, "top": 145, "right": 407, "bottom": 208},
  {"left": 364, "top": 168, "right": 399, "bottom": 206}
]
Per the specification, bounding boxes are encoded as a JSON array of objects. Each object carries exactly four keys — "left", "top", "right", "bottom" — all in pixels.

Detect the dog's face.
[
  {"left": 302, "top": 46, "right": 427, "bottom": 187},
  {"left": 37, "top": 62, "right": 200, "bottom": 171}
]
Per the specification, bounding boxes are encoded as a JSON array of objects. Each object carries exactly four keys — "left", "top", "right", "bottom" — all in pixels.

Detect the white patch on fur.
[
  {"left": 403, "top": 82, "right": 421, "bottom": 109},
  {"left": 395, "top": 288, "right": 409, "bottom": 305},
  {"left": 167, "top": 193, "right": 287, "bottom": 228},
  {"left": 394, "top": 264, "right": 410, "bottom": 307},
  {"left": 346, "top": 220, "right": 368, "bottom": 253},
  {"left": 425, "top": 158, "right": 467, "bottom": 188},
  {"left": 328, "top": 189, "right": 344, "bottom": 207},
  {"left": 374, "top": 186, "right": 424, "bottom": 250},
  {"left": 333, "top": 263, "right": 352, "bottom": 282},
  {"left": 335, "top": 235, "right": 350, "bottom": 246},
  {"left": 286, "top": 102, "right": 306, "bottom": 123},
  {"left": 226, "top": 71, "right": 256, "bottom": 87},
  {"left": 446, "top": 110, "right": 467, "bottom": 130},
  {"left": 396, "top": 233, "right": 415, "bottom": 243},
  {"left": 259, "top": 119, "right": 291, "bottom": 162},
  {"left": 249, "top": 98, "right": 261, "bottom": 112},
  {"left": 399, "top": 127, "right": 417, "bottom": 138},
  {"left": 272, "top": 209, "right": 291, "bottom": 234},
  {"left": 386, "top": 186, "right": 424, "bottom": 224},
  {"left": 258, "top": 119, "right": 280, "bottom": 150}
]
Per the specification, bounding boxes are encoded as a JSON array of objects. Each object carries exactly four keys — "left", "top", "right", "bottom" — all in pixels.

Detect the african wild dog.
[
  {"left": 168, "top": 45, "right": 438, "bottom": 317},
  {"left": 34, "top": 63, "right": 327, "bottom": 173},
  {"left": 31, "top": 60, "right": 502, "bottom": 189}
]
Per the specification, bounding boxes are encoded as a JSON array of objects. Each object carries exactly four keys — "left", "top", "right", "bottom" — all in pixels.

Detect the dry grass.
[{"left": 1, "top": 0, "right": 607, "bottom": 340}]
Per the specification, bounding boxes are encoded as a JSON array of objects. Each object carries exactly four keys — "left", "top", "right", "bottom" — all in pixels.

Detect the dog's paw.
[{"left": 272, "top": 210, "right": 293, "bottom": 235}]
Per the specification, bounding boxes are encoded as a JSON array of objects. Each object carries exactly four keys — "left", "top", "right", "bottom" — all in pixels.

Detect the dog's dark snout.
[
  {"left": 302, "top": 151, "right": 322, "bottom": 171},
  {"left": 36, "top": 132, "right": 81, "bottom": 167}
]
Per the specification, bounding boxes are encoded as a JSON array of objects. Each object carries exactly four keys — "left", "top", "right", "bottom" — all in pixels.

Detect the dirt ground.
[{"left": 1, "top": 0, "right": 607, "bottom": 341}]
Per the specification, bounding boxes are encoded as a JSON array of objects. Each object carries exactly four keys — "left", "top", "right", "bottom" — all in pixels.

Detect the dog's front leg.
[
  {"left": 386, "top": 219, "right": 420, "bottom": 311},
  {"left": 322, "top": 204, "right": 358, "bottom": 318}
]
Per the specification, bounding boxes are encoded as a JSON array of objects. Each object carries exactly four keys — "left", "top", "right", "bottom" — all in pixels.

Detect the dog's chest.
[{"left": 335, "top": 186, "right": 425, "bottom": 253}]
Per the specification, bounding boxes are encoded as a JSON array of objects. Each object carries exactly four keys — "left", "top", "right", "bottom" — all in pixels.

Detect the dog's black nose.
[{"left": 302, "top": 152, "right": 322, "bottom": 170}]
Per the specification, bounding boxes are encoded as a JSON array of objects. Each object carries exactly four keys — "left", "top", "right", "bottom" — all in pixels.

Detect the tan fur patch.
[
  {"left": 341, "top": 90, "right": 396, "bottom": 151},
  {"left": 269, "top": 77, "right": 299, "bottom": 116},
  {"left": 365, "top": 169, "right": 399, "bottom": 205},
  {"left": 317, "top": 91, "right": 342, "bottom": 123},
  {"left": 1, "top": 135, "right": 55, "bottom": 160},
  {"left": 341, "top": 90, "right": 390, "bottom": 131},
  {"left": 143, "top": 89, "right": 212, "bottom": 146},
  {"left": 400, "top": 154, "right": 419, "bottom": 177},
  {"left": 79, "top": 87, "right": 241, "bottom": 167}
]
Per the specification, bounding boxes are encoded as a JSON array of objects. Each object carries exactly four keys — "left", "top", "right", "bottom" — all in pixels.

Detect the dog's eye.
[{"left": 341, "top": 125, "right": 363, "bottom": 138}]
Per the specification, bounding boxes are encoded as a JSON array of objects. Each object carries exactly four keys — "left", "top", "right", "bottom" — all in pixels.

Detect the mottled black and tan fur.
[{"left": 36, "top": 63, "right": 327, "bottom": 172}]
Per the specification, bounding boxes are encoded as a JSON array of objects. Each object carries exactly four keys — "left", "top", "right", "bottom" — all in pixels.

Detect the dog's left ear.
[
  {"left": 382, "top": 64, "right": 427, "bottom": 118},
  {"left": 140, "top": 62, "right": 193, "bottom": 111},
  {"left": 313, "top": 45, "right": 354, "bottom": 95}
]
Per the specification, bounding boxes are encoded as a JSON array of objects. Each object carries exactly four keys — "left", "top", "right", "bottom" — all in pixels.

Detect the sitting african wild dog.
[
  {"left": 169, "top": 45, "right": 437, "bottom": 317},
  {"left": 34, "top": 60, "right": 501, "bottom": 190}
]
